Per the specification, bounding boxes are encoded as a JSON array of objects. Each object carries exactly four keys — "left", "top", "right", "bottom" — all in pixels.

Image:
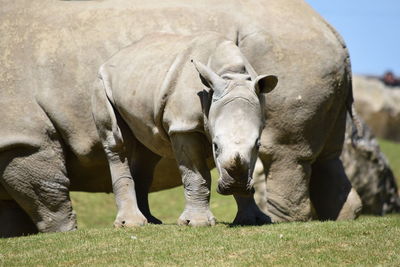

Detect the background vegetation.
[
  {"left": 379, "top": 139, "right": 400, "bottom": 185},
  {"left": 0, "top": 140, "right": 398, "bottom": 266}
]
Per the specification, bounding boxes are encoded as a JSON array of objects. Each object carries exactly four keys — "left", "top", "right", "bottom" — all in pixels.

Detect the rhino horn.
[
  {"left": 191, "top": 59, "right": 227, "bottom": 96},
  {"left": 241, "top": 55, "right": 258, "bottom": 81}
]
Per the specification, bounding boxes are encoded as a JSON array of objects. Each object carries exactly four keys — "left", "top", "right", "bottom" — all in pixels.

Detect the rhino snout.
[
  {"left": 216, "top": 163, "right": 254, "bottom": 196},
  {"left": 222, "top": 152, "right": 249, "bottom": 182},
  {"left": 216, "top": 176, "right": 254, "bottom": 196}
]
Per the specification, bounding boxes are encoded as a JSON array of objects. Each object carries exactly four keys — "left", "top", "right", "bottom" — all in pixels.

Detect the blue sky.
[{"left": 306, "top": 0, "right": 400, "bottom": 76}]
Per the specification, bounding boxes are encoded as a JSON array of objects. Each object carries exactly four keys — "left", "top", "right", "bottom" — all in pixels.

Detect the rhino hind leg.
[
  {"left": 0, "top": 147, "right": 77, "bottom": 233},
  {"left": 310, "top": 158, "right": 362, "bottom": 220},
  {"left": 132, "top": 142, "right": 162, "bottom": 224},
  {"left": 310, "top": 105, "right": 362, "bottom": 220},
  {"left": 0, "top": 200, "right": 38, "bottom": 238}
]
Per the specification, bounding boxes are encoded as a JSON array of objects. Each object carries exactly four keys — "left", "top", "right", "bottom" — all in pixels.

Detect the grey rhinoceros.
[
  {"left": 93, "top": 32, "right": 277, "bottom": 227},
  {"left": 0, "top": 0, "right": 361, "bottom": 236}
]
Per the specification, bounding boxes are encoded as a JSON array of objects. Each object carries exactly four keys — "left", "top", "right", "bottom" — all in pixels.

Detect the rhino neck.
[{"left": 208, "top": 39, "right": 251, "bottom": 79}]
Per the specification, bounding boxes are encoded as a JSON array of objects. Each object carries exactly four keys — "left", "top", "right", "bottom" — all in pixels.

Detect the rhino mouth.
[{"left": 216, "top": 175, "right": 254, "bottom": 196}]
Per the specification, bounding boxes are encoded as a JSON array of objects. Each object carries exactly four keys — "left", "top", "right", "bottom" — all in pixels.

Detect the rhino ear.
[
  {"left": 191, "top": 59, "right": 227, "bottom": 95},
  {"left": 254, "top": 75, "right": 278, "bottom": 94}
]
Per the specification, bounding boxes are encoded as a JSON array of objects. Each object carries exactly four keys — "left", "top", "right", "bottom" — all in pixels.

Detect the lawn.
[
  {"left": 378, "top": 139, "right": 400, "bottom": 185},
  {"left": 0, "top": 216, "right": 399, "bottom": 266},
  {"left": 0, "top": 140, "right": 399, "bottom": 266}
]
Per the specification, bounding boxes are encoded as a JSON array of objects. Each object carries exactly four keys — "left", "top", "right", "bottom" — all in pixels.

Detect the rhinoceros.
[
  {"left": 0, "top": 0, "right": 361, "bottom": 236},
  {"left": 93, "top": 32, "right": 277, "bottom": 227}
]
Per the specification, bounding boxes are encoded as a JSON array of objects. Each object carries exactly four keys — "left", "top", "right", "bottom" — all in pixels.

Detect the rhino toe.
[
  {"left": 177, "top": 209, "right": 216, "bottom": 227},
  {"left": 232, "top": 207, "right": 272, "bottom": 226},
  {"left": 114, "top": 212, "right": 148, "bottom": 228}
]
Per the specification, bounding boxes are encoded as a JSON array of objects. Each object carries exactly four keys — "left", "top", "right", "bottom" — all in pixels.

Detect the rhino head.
[{"left": 192, "top": 60, "right": 277, "bottom": 196}]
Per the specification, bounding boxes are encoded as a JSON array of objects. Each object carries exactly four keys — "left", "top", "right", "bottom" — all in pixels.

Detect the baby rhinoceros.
[{"left": 92, "top": 32, "right": 277, "bottom": 227}]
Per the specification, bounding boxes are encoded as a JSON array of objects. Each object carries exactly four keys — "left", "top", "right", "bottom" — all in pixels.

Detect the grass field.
[
  {"left": 0, "top": 140, "right": 399, "bottom": 266},
  {"left": 378, "top": 139, "right": 400, "bottom": 185},
  {"left": 1, "top": 216, "right": 399, "bottom": 266}
]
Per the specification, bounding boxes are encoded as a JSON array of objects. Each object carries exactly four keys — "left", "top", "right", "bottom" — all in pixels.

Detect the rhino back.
[
  {"left": 102, "top": 33, "right": 227, "bottom": 158},
  {"left": 237, "top": 0, "right": 351, "bottom": 160},
  {"left": 1, "top": 0, "right": 349, "bottom": 191},
  {"left": 0, "top": 0, "right": 241, "bottom": 159}
]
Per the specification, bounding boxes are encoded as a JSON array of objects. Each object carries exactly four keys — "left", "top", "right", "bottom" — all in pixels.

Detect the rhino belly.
[{"left": 150, "top": 156, "right": 216, "bottom": 193}]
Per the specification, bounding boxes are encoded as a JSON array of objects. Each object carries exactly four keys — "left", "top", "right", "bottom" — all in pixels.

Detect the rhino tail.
[{"left": 345, "top": 72, "right": 363, "bottom": 147}]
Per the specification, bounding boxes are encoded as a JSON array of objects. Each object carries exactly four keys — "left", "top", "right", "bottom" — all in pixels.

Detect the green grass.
[
  {"left": 0, "top": 141, "right": 399, "bottom": 266},
  {"left": 378, "top": 139, "right": 400, "bottom": 185},
  {"left": 0, "top": 216, "right": 399, "bottom": 266},
  {"left": 71, "top": 169, "right": 237, "bottom": 228}
]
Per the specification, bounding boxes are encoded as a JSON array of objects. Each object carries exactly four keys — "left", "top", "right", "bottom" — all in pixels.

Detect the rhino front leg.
[
  {"left": 232, "top": 195, "right": 272, "bottom": 225},
  {"left": 261, "top": 153, "right": 313, "bottom": 222},
  {"left": 232, "top": 158, "right": 271, "bottom": 225},
  {"left": 171, "top": 133, "right": 216, "bottom": 226}
]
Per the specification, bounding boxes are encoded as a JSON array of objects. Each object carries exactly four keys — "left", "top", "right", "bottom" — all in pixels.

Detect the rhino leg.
[
  {"left": 310, "top": 105, "right": 362, "bottom": 220},
  {"left": 132, "top": 142, "right": 162, "bottom": 224},
  {"left": 171, "top": 133, "right": 216, "bottom": 226},
  {"left": 92, "top": 78, "right": 147, "bottom": 228},
  {"left": 0, "top": 200, "right": 38, "bottom": 238},
  {"left": 232, "top": 158, "right": 271, "bottom": 225},
  {"left": 260, "top": 153, "right": 313, "bottom": 222},
  {"left": 253, "top": 157, "right": 269, "bottom": 214},
  {"left": 100, "top": 136, "right": 147, "bottom": 228},
  {"left": 232, "top": 195, "right": 272, "bottom": 226},
  {"left": 0, "top": 147, "right": 76, "bottom": 233},
  {"left": 310, "top": 158, "right": 362, "bottom": 220}
]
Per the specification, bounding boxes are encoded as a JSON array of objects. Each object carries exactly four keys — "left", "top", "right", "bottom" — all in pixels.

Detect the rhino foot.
[
  {"left": 146, "top": 214, "right": 163, "bottom": 224},
  {"left": 177, "top": 208, "right": 216, "bottom": 226},
  {"left": 232, "top": 207, "right": 272, "bottom": 226},
  {"left": 233, "top": 194, "right": 272, "bottom": 226},
  {"left": 114, "top": 211, "right": 148, "bottom": 228}
]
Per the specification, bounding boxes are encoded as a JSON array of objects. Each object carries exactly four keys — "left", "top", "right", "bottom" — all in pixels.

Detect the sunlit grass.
[
  {"left": 0, "top": 216, "right": 399, "bottom": 266},
  {"left": 378, "top": 139, "right": 400, "bottom": 185},
  {"left": 0, "top": 140, "right": 399, "bottom": 265}
]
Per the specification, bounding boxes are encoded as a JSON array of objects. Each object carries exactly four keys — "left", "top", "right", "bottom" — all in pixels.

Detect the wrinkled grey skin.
[
  {"left": 341, "top": 116, "right": 400, "bottom": 215},
  {"left": 92, "top": 32, "right": 277, "bottom": 226},
  {"left": 0, "top": 0, "right": 361, "bottom": 236},
  {"left": 255, "top": 116, "right": 400, "bottom": 218}
]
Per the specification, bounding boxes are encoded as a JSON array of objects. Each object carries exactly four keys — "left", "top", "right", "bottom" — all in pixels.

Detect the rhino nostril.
[
  {"left": 225, "top": 163, "right": 248, "bottom": 181},
  {"left": 213, "top": 142, "right": 218, "bottom": 151},
  {"left": 213, "top": 142, "right": 220, "bottom": 157},
  {"left": 234, "top": 152, "right": 241, "bottom": 165}
]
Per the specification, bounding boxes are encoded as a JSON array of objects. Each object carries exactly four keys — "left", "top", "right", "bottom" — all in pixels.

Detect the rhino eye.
[
  {"left": 255, "top": 138, "right": 261, "bottom": 150},
  {"left": 213, "top": 142, "right": 220, "bottom": 157}
]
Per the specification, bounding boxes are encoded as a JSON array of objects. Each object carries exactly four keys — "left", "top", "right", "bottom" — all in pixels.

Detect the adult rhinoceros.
[{"left": 0, "top": 0, "right": 361, "bottom": 236}]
